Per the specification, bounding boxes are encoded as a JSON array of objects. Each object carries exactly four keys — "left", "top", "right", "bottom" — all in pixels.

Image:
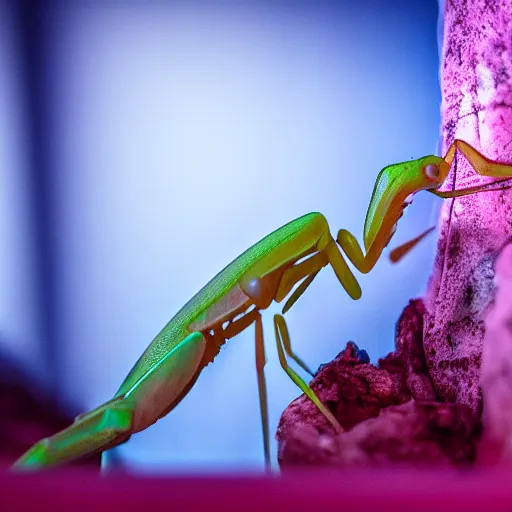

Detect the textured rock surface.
[
  {"left": 277, "top": 340, "right": 409, "bottom": 441},
  {"left": 278, "top": 400, "right": 479, "bottom": 468},
  {"left": 478, "top": 242, "right": 512, "bottom": 464},
  {"left": 424, "top": 0, "right": 512, "bottom": 414},
  {"left": 277, "top": 301, "right": 480, "bottom": 467},
  {"left": 382, "top": 300, "right": 436, "bottom": 402}
]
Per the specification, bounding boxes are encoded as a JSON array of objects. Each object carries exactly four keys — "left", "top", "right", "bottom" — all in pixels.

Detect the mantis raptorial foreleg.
[
  {"left": 389, "top": 142, "right": 512, "bottom": 261},
  {"left": 335, "top": 184, "right": 510, "bottom": 271},
  {"left": 428, "top": 140, "right": 512, "bottom": 199},
  {"left": 336, "top": 229, "right": 379, "bottom": 274},
  {"left": 390, "top": 181, "right": 512, "bottom": 262},
  {"left": 444, "top": 139, "right": 512, "bottom": 177}
]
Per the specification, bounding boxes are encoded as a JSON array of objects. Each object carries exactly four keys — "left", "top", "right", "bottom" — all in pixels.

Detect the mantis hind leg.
[
  {"left": 13, "top": 331, "right": 208, "bottom": 471},
  {"left": 254, "top": 312, "right": 271, "bottom": 471},
  {"left": 222, "top": 307, "right": 271, "bottom": 470},
  {"left": 273, "top": 314, "right": 342, "bottom": 434}
]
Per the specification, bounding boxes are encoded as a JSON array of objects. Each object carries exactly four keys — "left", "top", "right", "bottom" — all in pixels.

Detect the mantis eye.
[{"left": 424, "top": 163, "right": 440, "bottom": 180}]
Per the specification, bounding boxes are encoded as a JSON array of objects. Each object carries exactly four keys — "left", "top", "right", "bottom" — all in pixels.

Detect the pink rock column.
[
  {"left": 478, "top": 243, "right": 512, "bottom": 464},
  {"left": 423, "top": 0, "right": 512, "bottom": 414}
]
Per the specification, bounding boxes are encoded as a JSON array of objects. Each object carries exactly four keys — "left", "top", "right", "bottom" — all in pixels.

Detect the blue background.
[{"left": 0, "top": 0, "right": 441, "bottom": 472}]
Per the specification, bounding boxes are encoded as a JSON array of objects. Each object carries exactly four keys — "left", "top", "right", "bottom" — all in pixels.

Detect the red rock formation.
[{"left": 277, "top": 301, "right": 479, "bottom": 467}]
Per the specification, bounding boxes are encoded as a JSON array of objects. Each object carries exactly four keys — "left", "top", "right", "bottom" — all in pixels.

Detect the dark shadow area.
[{"left": 0, "top": 341, "right": 100, "bottom": 469}]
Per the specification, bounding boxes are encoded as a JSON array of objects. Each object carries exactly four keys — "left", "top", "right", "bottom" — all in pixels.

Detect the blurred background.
[{"left": 0, "top": 0, "right": 440, "bottom": 473}]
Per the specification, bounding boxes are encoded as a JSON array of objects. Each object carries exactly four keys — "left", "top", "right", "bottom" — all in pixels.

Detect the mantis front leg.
[
  {"left": 335, "top": 229, "right": 381, "bottom": 274},
  {"left": 394, "top": 143, "right": 512, "bottom": 258},
  {"left": 430, "top": 140, "right": 512, "bottom": 199},
  {"left": 389, "top": 176, "right": 512, "bottom": 263},
  {"left": 445, "top": 139, "right": 512, "bottom": 178}
]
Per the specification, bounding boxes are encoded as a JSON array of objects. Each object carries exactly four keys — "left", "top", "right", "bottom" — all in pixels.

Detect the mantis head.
[{"left": 363, "top": 154, "right": 450, "bottom": 254}]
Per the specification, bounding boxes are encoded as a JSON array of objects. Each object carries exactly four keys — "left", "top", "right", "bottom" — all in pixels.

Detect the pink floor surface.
[{"left": 2, "top": 468, "right": 512, "bottom": 511}]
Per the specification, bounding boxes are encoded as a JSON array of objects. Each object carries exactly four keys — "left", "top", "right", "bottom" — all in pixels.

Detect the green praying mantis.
[{"left": 11, "top": 139, "right": 512, "bottom": 472}]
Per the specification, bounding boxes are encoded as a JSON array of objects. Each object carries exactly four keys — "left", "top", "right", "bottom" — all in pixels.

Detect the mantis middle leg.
[
  {"left": 273, "top": 313, "right": 342, "bottom": 434},
  {"left": 255, "top": 312, "right": 270, "bottom": 471},
  {"left": 221, "top": 308, "right": 271, "bottom": 469},
  {"left": 223, "top": 305, "right": 341, "bottom": 467},
  {"left": 275, "top": 251, "right": 328, "bottom": 376}
]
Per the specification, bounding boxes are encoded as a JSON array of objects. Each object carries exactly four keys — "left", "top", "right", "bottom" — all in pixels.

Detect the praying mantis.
[{"left": 11, "top": 139, "right": 512, "bottom": 472}]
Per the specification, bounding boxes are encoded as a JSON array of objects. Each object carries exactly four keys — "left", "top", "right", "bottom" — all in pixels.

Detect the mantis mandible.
[{"left": 11, "top": 139, "right": 512, "bottom": 472}]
